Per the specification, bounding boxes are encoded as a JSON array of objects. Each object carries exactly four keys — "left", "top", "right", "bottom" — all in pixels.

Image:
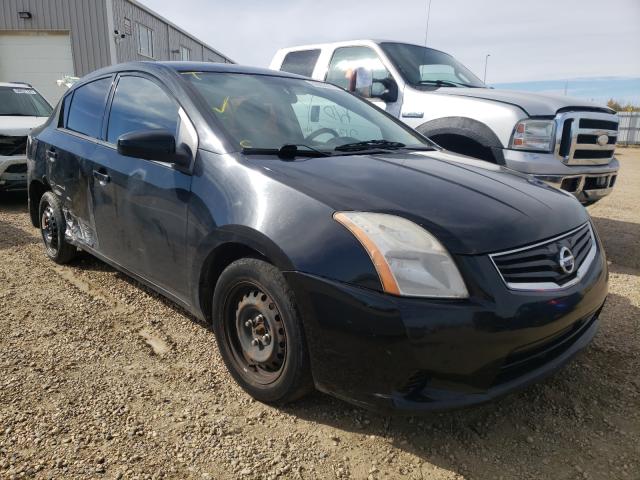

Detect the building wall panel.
[{"left": 0, "top": 0, "right": 111, "bottom": 76}]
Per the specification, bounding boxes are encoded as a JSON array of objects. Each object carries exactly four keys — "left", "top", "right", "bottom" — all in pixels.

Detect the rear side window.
[
  {"left": 106, "top": 76, "right": 178, "bottom": 144},
  {"left": 280, "top": 50, "right": 320, "bottom": 77},
  {"left": 66, "top": 77, "right": 112, "bottom": 138},
  {"left": 58, "top": 94, "right": 72, "bottom": 128}
]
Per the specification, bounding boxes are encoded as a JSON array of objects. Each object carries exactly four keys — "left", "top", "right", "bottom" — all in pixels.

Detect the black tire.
[
  {"left": 212, "top": 258, "right": 313, "bottom": 404},
  {"left": 38, "top": 191, "right": 77, "bottom": 264}
]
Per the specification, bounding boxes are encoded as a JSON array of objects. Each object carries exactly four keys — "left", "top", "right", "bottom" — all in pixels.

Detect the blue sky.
[
  {"left": 143, "top": 0, "right": 640, "bottom": 103},
  {"left": 494, "top": 77, "right": 640, "bottom": 105}
]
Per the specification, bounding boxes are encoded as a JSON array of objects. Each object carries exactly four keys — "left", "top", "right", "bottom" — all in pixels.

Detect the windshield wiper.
[
  {"left": 417, "top": 80, "right": 482, "bottom": 88},
  {"left": 243, "top": 144, "right": 331, "bottom": 160},
  {"left": 0, "top": 113, "right": 33, "bottom": 116},
  {"left": 417, "top": 80, "right": 460, "bottom": 88},
  {"left": 334, "top": 140, "right": 407, "bottom": 152}
]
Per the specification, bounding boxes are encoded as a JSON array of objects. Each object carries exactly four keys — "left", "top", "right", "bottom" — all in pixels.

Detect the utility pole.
[
  {"left": 483, "top": 54, "right": 490, "bottom": 83},
  {"left": 424, "top": 0, "right": 432, "bottom": 47}
]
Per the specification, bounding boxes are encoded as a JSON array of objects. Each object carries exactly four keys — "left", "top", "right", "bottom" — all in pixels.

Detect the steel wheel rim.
[
  {"left": 224, "top": 282, "right": 287, "bottom": 385},
  {"left": 41, "top": 204, "right": 59, "bottom": 255}
]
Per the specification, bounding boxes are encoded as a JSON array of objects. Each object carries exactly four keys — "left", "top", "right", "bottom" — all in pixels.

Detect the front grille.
[
  {"left": 573, "top": 150, "right": 615, "bottom": 160},
  {"left": 490, "top": 223, "right": 596, "bottom": 290},
  {"left": 554, "top": 112, "right": 618, "bottom": 165},
  {"left": 576, "top": 134, "right": 616, "bottom": 145},
  {"left": 0, "top": 135, "right": 28, "bottom": 156},
  {"left": 4, "top": 163, "right": 27, "bottom": 173},
  {"left": 579, "top": 119, "right": 618, "bottom": 130}
]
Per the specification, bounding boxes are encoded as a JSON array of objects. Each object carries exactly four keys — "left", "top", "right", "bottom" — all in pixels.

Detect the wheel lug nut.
[
  {"left": 261, "top": 334, "right": 271, "bottom": 345},
  {"left": 245, "top": 319, "right": 254, "bottom": 327},
  {"left": 251, "top": 338, "right": 260, "bottom": 347}
]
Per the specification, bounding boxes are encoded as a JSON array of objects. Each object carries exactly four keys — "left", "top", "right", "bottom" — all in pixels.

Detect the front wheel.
[
  {"left": 39, "top": 191, "right": 77, "bottom": 264},
  {"left": 211, "top": 258, "right": 313, "bottom": 404}
]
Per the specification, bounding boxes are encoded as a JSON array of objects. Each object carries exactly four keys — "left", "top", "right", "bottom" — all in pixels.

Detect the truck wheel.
[
  {"left": 211, "top": 258, "right": 313, "bottom": 404},
  {"left": 38, "top": 191, "right": 77, "bottom": 264},
  {"left": 430, "top": 134, "right": 496, "bottom": 162}
]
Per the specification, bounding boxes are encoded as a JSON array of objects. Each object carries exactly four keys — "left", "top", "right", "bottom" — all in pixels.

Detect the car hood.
[
  {"left": 249, "top": 149, "right": 588, "bottom": 255},
  {"left": 0, "top": 116, "right": 48, "bottom": 136},
  {"left": 436, "top": 87, "right": 614, "bottom": 117}
]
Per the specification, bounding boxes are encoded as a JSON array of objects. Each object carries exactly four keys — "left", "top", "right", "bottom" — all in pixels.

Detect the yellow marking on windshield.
[
  {"left": 213, "top": 96, "right": 230, "bottom": 113},
  {"left": 240, "top": 140, "right": 252, "bottom": 148},
  {"left": 185, "top": 72, "right": 202, "bottom": 80}
]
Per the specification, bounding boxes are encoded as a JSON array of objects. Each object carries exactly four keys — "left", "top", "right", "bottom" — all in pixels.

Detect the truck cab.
[{"left": 269, "top": 40, "right": 620, "bottom": 204}]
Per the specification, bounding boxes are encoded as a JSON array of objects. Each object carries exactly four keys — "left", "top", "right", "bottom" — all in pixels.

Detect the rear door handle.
[
  {"left": 93, "top": 169, "right": 111, "bottom": 185},
  {"left": 46, "top": 149, "right": 57, "bottom": 162}
]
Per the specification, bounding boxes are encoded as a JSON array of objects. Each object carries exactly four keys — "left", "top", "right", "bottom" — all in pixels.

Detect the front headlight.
[
  {"left": 510, "top": 119, "right": 555, "bottom": 151},
  {"left": 334, "top": 212, "right": 468, "bottom": 298}
]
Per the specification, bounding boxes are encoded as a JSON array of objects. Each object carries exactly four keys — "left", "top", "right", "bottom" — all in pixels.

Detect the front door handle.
[
  {"left": 46, "top": 149, "right": 57, "bottom": 162},
  {"left": 93, "top": 169, "right": 111, "bottom": 185}
]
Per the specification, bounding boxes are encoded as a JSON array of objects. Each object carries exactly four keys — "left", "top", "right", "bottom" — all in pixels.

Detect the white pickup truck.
[{"left": 270, "top": 40, "right": 620, "bottom": 204}]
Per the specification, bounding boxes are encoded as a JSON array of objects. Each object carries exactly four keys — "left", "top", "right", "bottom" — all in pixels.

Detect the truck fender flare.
[{"left": 416, "top": 116, "right": 506, "bottom": 165}]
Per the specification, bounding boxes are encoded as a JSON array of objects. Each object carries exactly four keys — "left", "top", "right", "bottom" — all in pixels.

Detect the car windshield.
[
  {"left": 0, "top": 86, "right": 53, "bottom": 116},
  {"left": 380, "top": 42, "right": 485, "bottom": 88},
  {"left": 182, "top": 72, "right": 433, "bottom": 153}
]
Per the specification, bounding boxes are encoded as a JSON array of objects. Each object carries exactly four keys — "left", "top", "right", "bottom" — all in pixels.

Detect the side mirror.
[
  {"left": 349, "top": 67, "right": 398, "bottom": 103},
  {"left": 372, "top": 77, "right": 399, "bottom": 103},
  {"left": 117, "top": 129, "right": 190, "bottom": 167},
  {"left": 351, "top": 67, "right": 373, "bottom": 98}
]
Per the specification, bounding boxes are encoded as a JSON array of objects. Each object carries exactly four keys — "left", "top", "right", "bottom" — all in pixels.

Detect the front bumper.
[
  {"left": 0, "top": 155, "right": 28, "bottom": 191},
  {"left": 500, "top": 148, "right": 619, "bottom": 203},
  {"left": 285, "top": 241, "right": 608, "bottom": 413}
]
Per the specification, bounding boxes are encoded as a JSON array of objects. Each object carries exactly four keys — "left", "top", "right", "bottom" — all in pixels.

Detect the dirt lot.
[{"left": 1, "top": 149, "right": 638, "bottom": 480}]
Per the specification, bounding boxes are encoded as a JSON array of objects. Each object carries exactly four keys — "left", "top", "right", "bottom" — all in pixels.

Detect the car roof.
[
  {"left": 78, "top": 61, "right": 306, "bottom": 87},
  {"left": 275, "top": 39, "right": 452, "bottom": 58},
  {"left": 0, "top": 82, "right": 34, "bottom": 88}
]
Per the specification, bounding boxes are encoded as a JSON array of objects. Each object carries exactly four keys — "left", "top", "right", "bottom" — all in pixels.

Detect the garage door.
[{"left": 0, "top": 31, "right": 74, "bottom": 105}]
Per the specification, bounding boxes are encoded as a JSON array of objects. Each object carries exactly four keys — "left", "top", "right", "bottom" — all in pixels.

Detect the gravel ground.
[{"left": 0, "top": 149, "right": 638, "bottom": 480}]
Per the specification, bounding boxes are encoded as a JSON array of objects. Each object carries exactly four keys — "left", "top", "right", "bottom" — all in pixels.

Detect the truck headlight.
[
  {"left": 510, "top": 119, "right": 555, "bottom": 152},
  {"left": 334, "top": 212, "right": 468, "bottom": 298}
]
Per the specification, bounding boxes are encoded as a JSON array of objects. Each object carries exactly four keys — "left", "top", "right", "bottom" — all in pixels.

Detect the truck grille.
[
  {"left": 489, "top": 223, "right": 596, "bottom": 290},
  {"left": 0, "top": 135, "right": 28, "bottom": 156},
  {"left": 554, "top": 112, "right": 618, "bottom": 165}
]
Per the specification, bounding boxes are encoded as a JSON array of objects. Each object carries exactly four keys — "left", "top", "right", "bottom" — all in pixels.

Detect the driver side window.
[{"left": 292, "top": 93, "right": 383, "bottom": 143}]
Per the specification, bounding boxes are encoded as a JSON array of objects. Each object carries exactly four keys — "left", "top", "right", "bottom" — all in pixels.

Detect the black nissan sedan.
[{"left": 26, "top": 62, "right": 607, "bottom": 413}]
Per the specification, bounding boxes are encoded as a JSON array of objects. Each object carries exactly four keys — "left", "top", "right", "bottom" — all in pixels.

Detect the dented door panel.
[{"left": 42, "top": 128, "right": 98, "bottom": 248}]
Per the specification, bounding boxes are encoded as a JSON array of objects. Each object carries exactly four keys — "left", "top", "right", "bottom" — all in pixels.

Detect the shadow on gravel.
[
  {"left": 591, "top": 216, "right": 640, "bottom": 271},
  {"left": 0, "top": 191, "right": 28, "bottom": 213},
  {"left": 0, "top": 220, "right": 38, "bottom": 250}
]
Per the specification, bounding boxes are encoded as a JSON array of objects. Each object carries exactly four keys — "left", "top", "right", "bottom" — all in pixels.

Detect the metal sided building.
[{"left": 0, "top": 0, "right": 233, "bottom": 103}]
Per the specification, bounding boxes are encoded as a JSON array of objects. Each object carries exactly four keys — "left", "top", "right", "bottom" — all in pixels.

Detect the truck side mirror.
[
  {"left": 373, "top": 77, "right": 399, "bottom": 103},
  {"left": 349, "top": 67, "right": 398, "bottom": 103},
  {"left": 352, "top": 67, "right": 373, "bottom": 98}
]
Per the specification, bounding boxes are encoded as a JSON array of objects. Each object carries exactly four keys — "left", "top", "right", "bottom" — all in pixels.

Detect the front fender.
[
  {"left": 186, "top": 150, "right": 382, "bottom": 319},
  {"left": 416, "top": 116, "right": 507, "bottom": 165}
]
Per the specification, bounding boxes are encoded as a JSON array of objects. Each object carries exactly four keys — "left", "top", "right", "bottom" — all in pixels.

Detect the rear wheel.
[
  {"left": 38, "top": 191, "right": 77, "bottom": 264},
  {"left": 212, "top": 258, "right": 312, "bottom": 404}
]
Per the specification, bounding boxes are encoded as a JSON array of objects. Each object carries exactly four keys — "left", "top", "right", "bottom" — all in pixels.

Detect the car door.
[
  {"left": 325, "top": 46, "right": 401, "bottom": 116},
  {"left": 46, "top": 76, "right": 113, "bottom": 249},
  {"left": 90, "top": 73, "right": 193, "bottom": 299}
]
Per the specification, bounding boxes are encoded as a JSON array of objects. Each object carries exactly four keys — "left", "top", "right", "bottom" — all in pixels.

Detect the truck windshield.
[
  {"left": 0, "top": 87, "right": 53, "bottom": 117},
  {"left": 380, "top": 43, "right": 485, "bottom": 88},
  {"left": 182, "top": 72, "right": 433, "bottom": 153}
]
